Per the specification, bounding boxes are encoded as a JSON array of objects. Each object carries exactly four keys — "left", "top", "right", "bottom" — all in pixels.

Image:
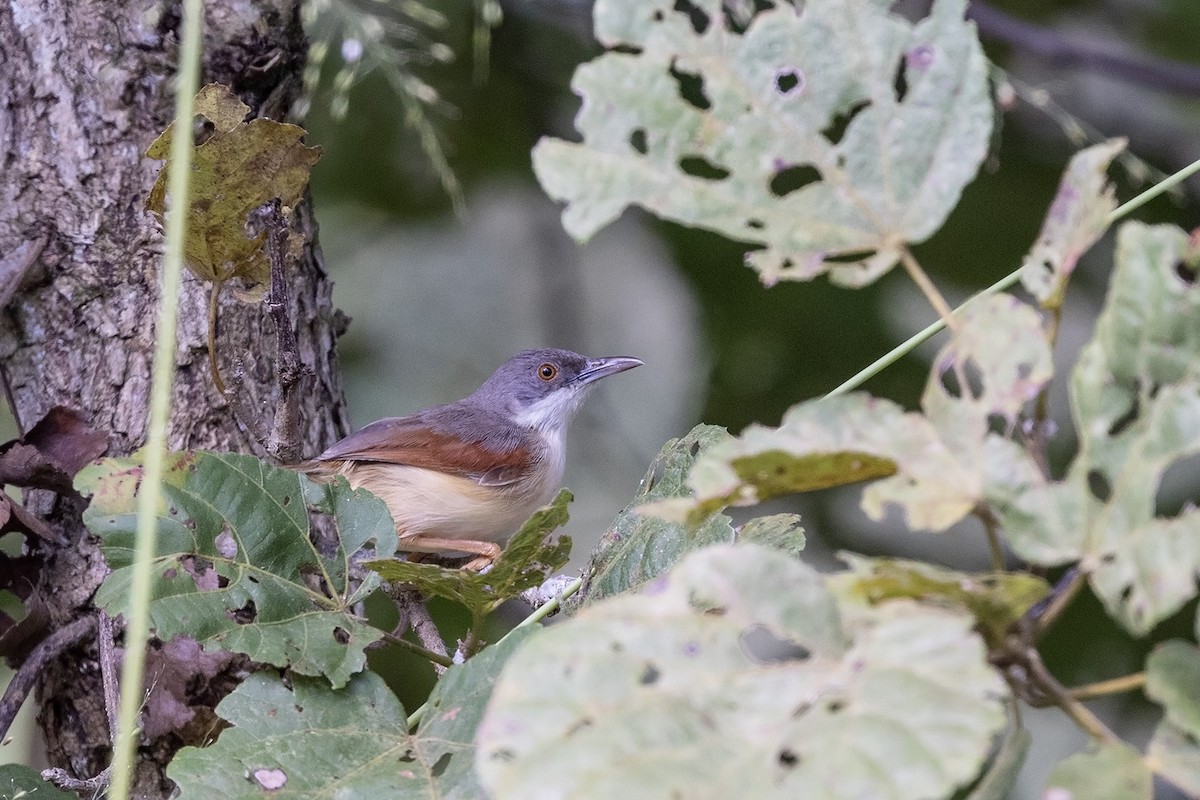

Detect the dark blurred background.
[{"left": 298, "top": 2, "right": 1200, "bottom": 795}]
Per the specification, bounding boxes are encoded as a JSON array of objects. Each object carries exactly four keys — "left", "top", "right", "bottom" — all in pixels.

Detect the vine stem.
[
  {"left": 107, "top": 1, "right": 203, "bottom": 798},
  {"left": 405, "top": 576, "right": 584, "bottom": 730},
  {"left": 1106, "top": 155, "right": 1200, "bottom": 223},
  {"left": 1068, "top": 672, "right": 1146, "bottom": 701}
]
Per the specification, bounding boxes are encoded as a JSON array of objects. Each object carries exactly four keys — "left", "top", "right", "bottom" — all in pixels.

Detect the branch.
[
  {"left": 0, "top": 615, "right": 96, "bottom": 743},
  {"left": 388, "top": 587, "right": 450, "bottom": 676},
  {"left": 248, "top": 199, "right": 308, "bottom": 465},
  {"left": 968, "top": 1, "right": 1200, "bottom": 98}
]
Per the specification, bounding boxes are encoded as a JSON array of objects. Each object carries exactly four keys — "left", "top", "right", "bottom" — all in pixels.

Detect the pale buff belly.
[{"left": 340, "top": 461, "right": 550, "bottom": 545}]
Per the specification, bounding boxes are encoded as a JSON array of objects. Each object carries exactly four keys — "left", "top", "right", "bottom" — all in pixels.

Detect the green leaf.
[
  {"left": 1044, "top": 744, "right": 1152, "bottom": 800},
  {"left": 78, "top": 451, "right": 396, "bottom": 688},
  {"left": 654, "top": 295, "right": 1053, "bottom": 534},
  {"left": 414, "top": 626, "right": 538, "bottom": 795},
  {"left": 1144, "top": 639, "right": 1200, "bottom": 794},
  {"left": 534, "top": 0, "right": 992, "bottom": 288},
  {"left": 1147, "top": 640, "right": 1200, "bottom": 738},
  {"left": 362, "top": 489, "right": 572, "bottom": 620},
  {"left": 736, "top": 513, "right": 806, "bottom": 554},
  {"left": 1148, "top": 721, "right": 1200, "bottom": 796},
  {"left": 145, "top": 83, "right": 321, "bottom": 293},
  {"left": 994, "top": 222, "right": 1200, "bottom": 633},
  {"left": 829, "top": 554, "right": 1049, "bottom": 647},
  {"left": 1020, "top": 139, "right": 1125, "bottom": 309},
  {"left": 583, "top": 425, "right": 804, "bottom": 604},
  {"left": 169, "top": 627, "right": 535, "bottom": 799},
  {"left": 477, "top": 544, "right": 1007, "bottom": 800},
  {"left": 0, "top": 765, "right": 77, "bottom": 799}
]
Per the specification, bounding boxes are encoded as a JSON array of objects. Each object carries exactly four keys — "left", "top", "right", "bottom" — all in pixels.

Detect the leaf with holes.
[
  {"left": 146, "top": 83, "right": 321, "bottom": 294},
  {"left": 1043, "top": 744, "right": 1152, "bottom": 800},
  {"left": 829, "top": 554, "right": 1049, "bottom": 648},
  {"left": 533, "top": 0, "right": 991, "bottom": 287},
  {"left": 650, "top": 295, "right": 1053, "bottom": 534},
  {"left": 477, "top": 544, "right": 1007, "bottom": 799},
  {"left": 78, "top": 451, "right": 396, "bottom": 688},
  {"left": 582, "top": 425, "right": 805, "bottom": 606},
  {"left": 361, "top": 490, "right": 572, "bottom": 622},
  {"left": 990, "top": 222, "right": 1200, "bottom": 634},
  {"left": 1020, "top": 139, "right": 1125, "bottom": 309},
  {"left": 169, "top": 628, "right": 534, "bottom": 799}
]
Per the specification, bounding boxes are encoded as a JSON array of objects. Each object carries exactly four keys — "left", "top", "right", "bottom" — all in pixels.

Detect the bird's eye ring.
[{"left": 537, "top": 363, "right": 558, "bottom": 381}]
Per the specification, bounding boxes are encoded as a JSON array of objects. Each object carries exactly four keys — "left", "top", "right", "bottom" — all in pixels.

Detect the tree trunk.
[{"left": 0, "top": 1, "right": 346, "bottom": 794}]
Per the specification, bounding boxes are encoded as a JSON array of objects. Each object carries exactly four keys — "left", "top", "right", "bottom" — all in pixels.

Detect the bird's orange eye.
[{"left": 537, "top": 363, "right": 558, "bottom": 381}]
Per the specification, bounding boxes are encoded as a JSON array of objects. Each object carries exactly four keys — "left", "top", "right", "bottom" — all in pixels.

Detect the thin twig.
[
  {"left": 1029, "top": 566, "right": 1086, "bottom": 639},
  {"left": 42, "top": 766, "right": 111, "bottom": 794},
  {"left": 97, "top": 612, "right": 121, "bottom": 742},
  {"left": 1068, "top": 672, "right": 1147, "bottom": 701},
  {"left": 1023, "top": 646, "right": 1120, "bottom": 744},
  {"left": 391, "top": 587, "right": 449, "bottom": 676},
  {"left": 0, "top": 615, "right": 97, "bottom": 742}
]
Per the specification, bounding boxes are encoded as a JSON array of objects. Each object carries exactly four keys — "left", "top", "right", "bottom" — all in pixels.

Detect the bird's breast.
[{"left": 339, "top": 458, "right": 557, "bottom": 544}]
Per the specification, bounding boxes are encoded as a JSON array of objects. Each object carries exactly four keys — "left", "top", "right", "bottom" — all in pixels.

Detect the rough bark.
[{"left": 0, "top": 1, "right": 348, "bottom": 794}]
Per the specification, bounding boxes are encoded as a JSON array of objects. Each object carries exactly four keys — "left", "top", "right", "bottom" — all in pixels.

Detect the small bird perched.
[{"left": 305, "top": 348, "right": 642, "bottom": 568}]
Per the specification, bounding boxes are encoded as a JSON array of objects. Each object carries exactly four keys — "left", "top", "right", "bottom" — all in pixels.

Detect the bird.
[{"left": 304, "top": 348, "right": 642, "bottom": 569}]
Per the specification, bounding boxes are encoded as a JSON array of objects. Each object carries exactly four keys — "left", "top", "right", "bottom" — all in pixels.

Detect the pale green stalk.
[
  {"left": 827, "top": 153, "right": 1200, "bottom": 398},
  {"left": 107, "top": 1, "right": 204, "bottom": 797}
]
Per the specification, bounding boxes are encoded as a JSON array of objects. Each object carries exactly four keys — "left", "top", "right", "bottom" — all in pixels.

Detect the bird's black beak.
[{"left": 576, "top": 356, "right": 643, "bottom": 386}]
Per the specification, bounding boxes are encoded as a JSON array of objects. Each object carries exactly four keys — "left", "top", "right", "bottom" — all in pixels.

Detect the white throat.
[
  {"left": 511, "top": 387, "right": 588, "bottom": 436},
  {"left": 511, "top": 387, "right": 589, "bottom": 493}
]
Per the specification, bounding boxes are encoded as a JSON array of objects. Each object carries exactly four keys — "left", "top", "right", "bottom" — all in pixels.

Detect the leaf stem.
[
  {"left": 108, "top": 1, "right": 203, "bottom": 797},
  {"left": 975, "top": 507, "right": 1006, "bottom": 571},
  {"left": 207, "top": 281, "right": 226, "bottom": 393},
  {"left": 1067, "top": 672, "right": 1146, "bottom": 701},
  {"left": 827, "top": 271, "right": 1024, "bottom": 398},
  {"left": 899, "top": 247, "right": 961, "bottom": 334}
]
